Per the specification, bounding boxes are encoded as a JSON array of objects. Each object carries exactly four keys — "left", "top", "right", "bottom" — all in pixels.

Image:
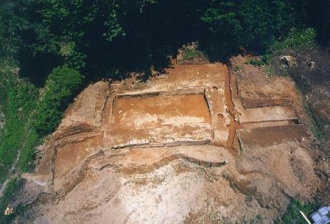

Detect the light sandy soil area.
[{"left": 11, "top": 59, "right": 322, "bottom": 223}]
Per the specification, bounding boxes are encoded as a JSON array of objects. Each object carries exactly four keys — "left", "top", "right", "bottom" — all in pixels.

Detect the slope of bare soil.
[
  {"left": 269, "top": 46, "right": 330, "bottom": 206},
  {"left": 10, "top": 60, "right": 321, "bottom": 223}
]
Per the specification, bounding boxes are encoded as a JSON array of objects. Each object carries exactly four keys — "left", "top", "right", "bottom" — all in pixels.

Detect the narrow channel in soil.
[{"left": 224, "top": 66, "right": 237, "bottom": 148}]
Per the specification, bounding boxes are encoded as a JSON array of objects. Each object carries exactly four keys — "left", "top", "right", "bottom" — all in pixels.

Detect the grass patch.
[
  {"left": 0, "top": 74, "right": 38, "bottom": 183},
  {"left": 259, "top": 28, "right": 316, "bottom": 78},
  {"left": 271, "top": 28, "right": 316, "bottom": 52},
  {"left": 19, "top": 130, "right": 39, "bottom": 172},
  {"left": 263, "top": 66, "right": 276, "bottom": 77},
  {"left": 233, "top": 65, "right": 241, "bottom": 73},
  {"left": 0, "top": 60, "right": 40, "bottom": 221},
  {"left": 182, "top": 43, "right": 208, "bottom": 61},
  {"left": 245, "top": 58, "right": 266, "bottom": 67},
  {"left": 275, "top": 200, "right": 315, "bottom": 224}
]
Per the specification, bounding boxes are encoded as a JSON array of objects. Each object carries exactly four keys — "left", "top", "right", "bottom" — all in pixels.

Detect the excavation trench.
[
  {"left": 14, "top": 62, "right": 320, "bottom": 224},
  {"left": 224, "top": 67, "right": 238, "bottom": 149},
  {"left": 237, "top": 119, "right": 299, "bottom": 130},
  {"left": 224, "top": 66, "right": 303, "bottom": 152}
]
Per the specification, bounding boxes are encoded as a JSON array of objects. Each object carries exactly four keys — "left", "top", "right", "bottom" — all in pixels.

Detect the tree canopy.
[{"left": 0, "top": 0, "right": 327, "bottom": 84}]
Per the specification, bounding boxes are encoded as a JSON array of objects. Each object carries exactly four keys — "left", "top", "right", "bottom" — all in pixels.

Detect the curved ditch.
[
  {"left": 116, "top": 153, "right": 228, "bottom": 175},
  {"left": 53, "top": 150, "right": 228, "bottom": 197}
]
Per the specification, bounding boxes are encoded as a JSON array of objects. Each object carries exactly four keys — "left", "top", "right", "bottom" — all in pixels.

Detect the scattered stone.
[
  {"left": 156, "top": 74, "right": 168, "bottom": 79},
  {"left": 279, "top": 55, "right": 297, "bottom": 68},
  {"left": 165, "top": 138, "right": 174, "bottom": 143},
  {"left": 4, "top": 207, "right": 14, "bottom": 216},
  {"left": 129, "top": 139, "right": 138, "bottom": 145},
  {"left": 33, "top": 180, "right": 47, "bottom": 187},
  {"left": 184, "top": 134, "right": 192, "bottom": 138},
  {"left": 309, "top": 61, "right": 316, "bottom": 69}
]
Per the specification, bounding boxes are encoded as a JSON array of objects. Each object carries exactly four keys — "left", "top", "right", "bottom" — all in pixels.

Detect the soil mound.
[{"left": 13, "top": 61, "right": 319, "bottom": 223}]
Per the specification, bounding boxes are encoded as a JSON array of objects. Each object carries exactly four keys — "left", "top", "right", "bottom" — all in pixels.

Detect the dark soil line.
[
  {"left": 240, "top": 98, "right": 294, "bottom": 109},
  {"left": 116, "top": 88, "right": 204, "bottom": 98},
  {"left": 100, "top": 87, "right": 111, "bottom": 127},
  {"left": 53, "top": 133, "right": 102, "bottom": 149},
  {"left": 109, "top": 95, "right": 116, "bottom": 127},
  {"left": 111, "top": 139, "right": 210, "bottom": 150},
  {"left": 118, "top": 153, "right": 228, "bottom": 175},
  {"left": 237, "top": 119, "right": 299, "bottom": 129},
  {"left": 225, "top": 67, "right": 237, "bottom": 148}
]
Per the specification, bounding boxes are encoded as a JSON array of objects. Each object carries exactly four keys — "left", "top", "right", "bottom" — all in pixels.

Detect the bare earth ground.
[
  {"left": 10, "top": 58, "right": 323, "bottom": 223},
  {"left": 269, "top": 47, "right": 330, "bottom": 205}
]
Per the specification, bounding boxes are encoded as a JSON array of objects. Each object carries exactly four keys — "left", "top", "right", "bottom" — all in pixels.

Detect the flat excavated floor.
[
  {"left": 109, "top": 93, "right": 211, "bottom": 145},
  {"left": 103, "top": 63, "right": 230, "bottom": 148}
]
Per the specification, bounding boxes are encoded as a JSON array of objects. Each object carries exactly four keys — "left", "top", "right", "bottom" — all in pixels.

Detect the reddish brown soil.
[
  {"left": 110, "top": 94, "right": 211, "bottom": 143},
  {"left": 10, "top": 59, "right": 322, "bottom": 224}
]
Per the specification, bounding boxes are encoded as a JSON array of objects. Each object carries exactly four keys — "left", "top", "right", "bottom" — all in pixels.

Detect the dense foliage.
[
  {"left": 2, "top": 0, "right": 326, "bottom": 84},
  {"left": 33, "top": 65, "right": 83, "bottom": 135},
  {"left": 0, "top": 61, "right": 38, "bottom": 181},
  {"left": 0, "top": 61, "right": 39, "bottom": 224},
  {"left": 199, "top": 0, "right": 302, "bottom": 57}
]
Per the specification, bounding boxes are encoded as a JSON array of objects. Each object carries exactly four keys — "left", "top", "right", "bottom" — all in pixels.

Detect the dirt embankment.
[
  {"left": 10, "top": 60, "right": 323, "bottom": 223},
  {"left": 270, "top": 46, "right": 330, "bottom": 205}
]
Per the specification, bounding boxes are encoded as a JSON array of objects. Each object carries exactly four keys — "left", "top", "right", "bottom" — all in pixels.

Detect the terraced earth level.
[
  {"left": 15, "top": 62, "right": 318, "bottom": 224},
  {"left": 102, "top": 62, "right": 305, "bottom": 152}
]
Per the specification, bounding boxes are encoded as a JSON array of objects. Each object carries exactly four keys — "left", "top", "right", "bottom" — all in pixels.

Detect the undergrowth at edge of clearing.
[
  {"left": 0, "top": 59, "right": 40, "bottom": 222},
  {"left": 245, "top": 28, "right": 317, "bottom": 69},
  {"left": 0, "top": 60, "right": 38, "bottom": 181},
  {"left": 0, "top": 178, "right": 23, "bottom": 224},
  {"left": 257, "top": 28, "right": 319, "bottom": 224},
  {"left": 182, "top": 45, "right": 208, "bottom": 61},
  {"left": 0, "top": 59, "right": 83, "bottom": 221},
  {"left": 274, "top": 200, "right": 315, "bottom": 224}
]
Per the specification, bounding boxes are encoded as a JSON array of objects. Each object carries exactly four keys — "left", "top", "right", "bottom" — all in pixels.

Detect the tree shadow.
[{"left": 18, "top": 51, "right": 63, "bottom": 87}]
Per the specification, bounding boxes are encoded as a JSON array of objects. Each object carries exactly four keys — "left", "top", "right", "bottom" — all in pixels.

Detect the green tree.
[
  {"left": 34, "top": 65, "right": 83, "bottom": 135},
  {"left": 200, "top": 0, "right": 303, "bottom": 55},
  {"left": 0, "top": 0, "right": 33, "bottom": 58},
  {"left": 200, "top": 0, "right": 241, "bottom": 57},
  {"left": 32, "top": 0, "right": 157, "bottom": 63},
  {"left": 1, "top": 0, "right": 318, "bottom": 82}
]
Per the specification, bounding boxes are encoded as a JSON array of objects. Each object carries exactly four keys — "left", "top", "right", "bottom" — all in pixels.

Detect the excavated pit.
[
  {"left": 13, "top": 61, "right": 320, "bottom": 224},
  {"left": 109, "top": 92, "right": 212, "bottom": 147}
]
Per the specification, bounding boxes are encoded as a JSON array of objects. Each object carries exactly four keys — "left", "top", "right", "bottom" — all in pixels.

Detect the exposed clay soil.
[{"left": 9, "top": 57, "right": 324, "bottom": 223}]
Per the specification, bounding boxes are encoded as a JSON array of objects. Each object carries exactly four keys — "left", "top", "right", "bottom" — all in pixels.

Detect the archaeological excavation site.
[{"left": 12, "top": 56, "right": 321, "bottom": 224}]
